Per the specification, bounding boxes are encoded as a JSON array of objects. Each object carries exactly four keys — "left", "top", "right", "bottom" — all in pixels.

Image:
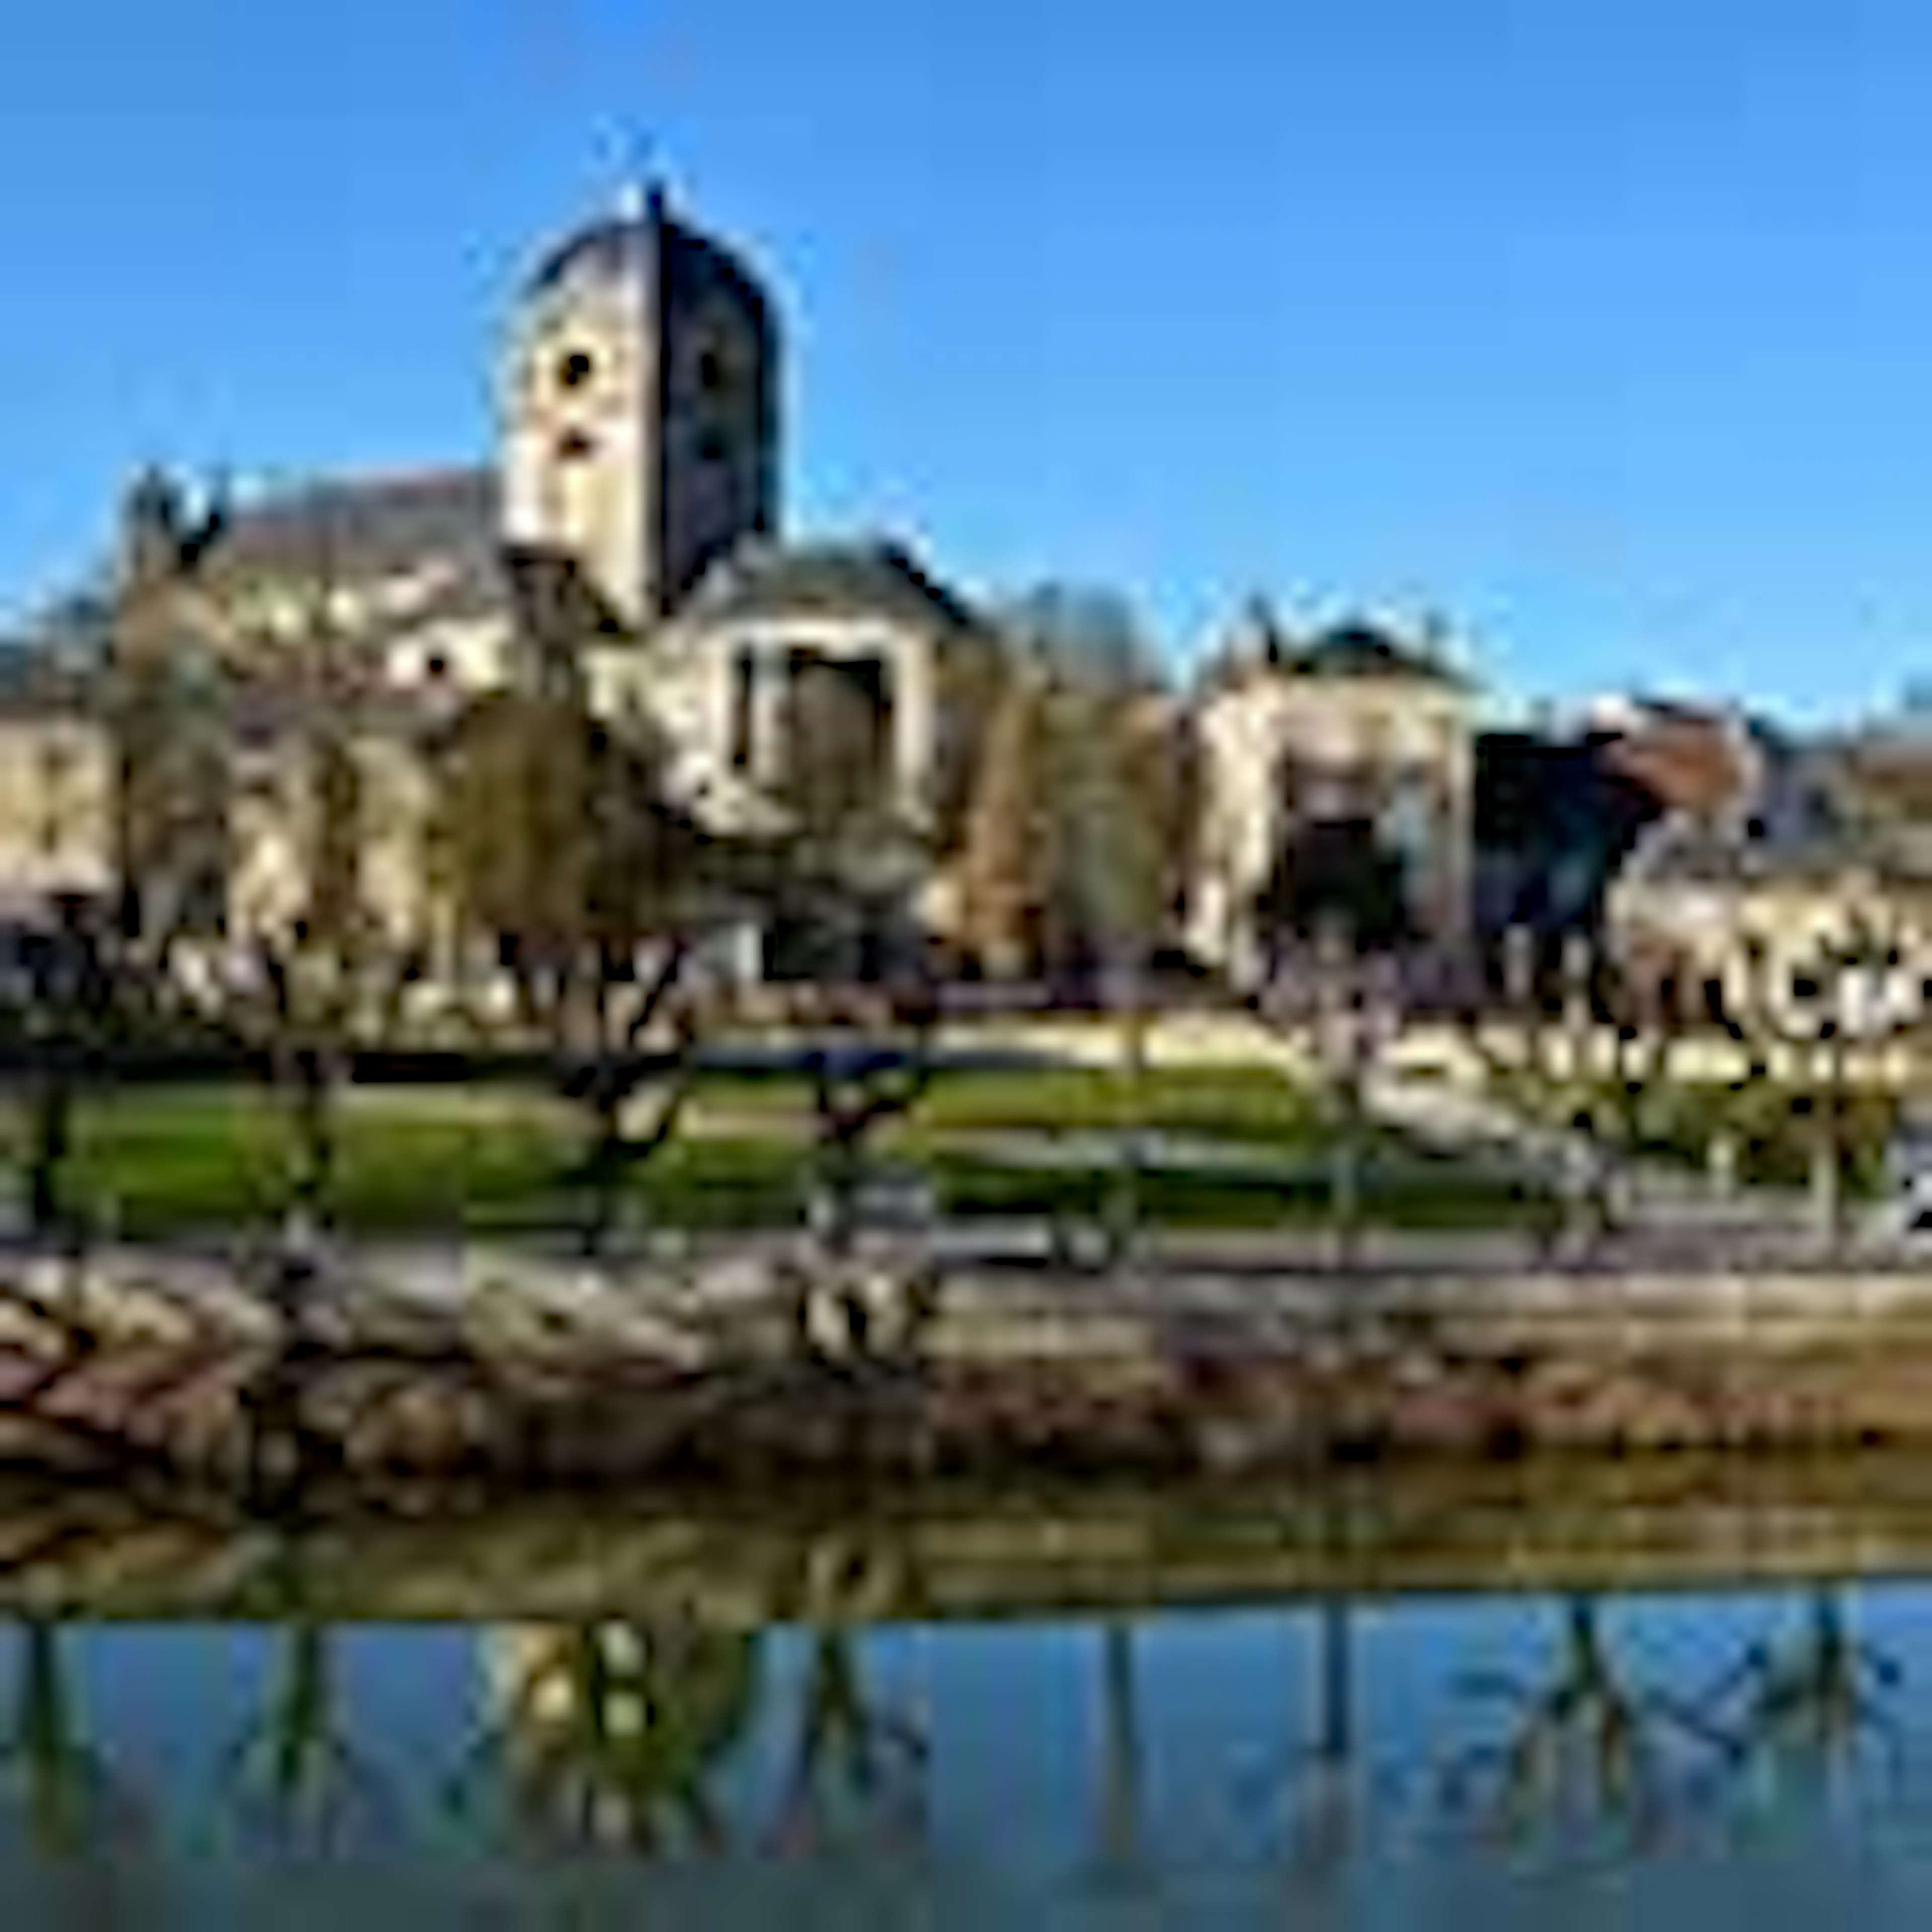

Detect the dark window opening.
[
  {"left": 697, "top": 427, "right": 730, "bottom": 465},
  {"left": 731, "top": 648, "right": 755, "bottom": 770},
  {"left": 557, "top": 350, "right": 595, "bottom": 390},
  {"left": 1792, "top": 974, "right": 1821, "bottom": 1000},
  {"left": 556, "top": 428, "right": 596, "bottom": 462},
  {"left": 779, "top": 650, "right": 893, "bottom": 821},
  {"left": 424, "top": 653, "right": 449, "bottom": 681},
  {"left": 696, "top": 343, "right": 728, "bottom": 394}
]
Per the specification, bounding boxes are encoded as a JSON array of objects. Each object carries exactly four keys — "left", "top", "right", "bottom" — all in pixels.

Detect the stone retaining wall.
[{"left": 5, "top": 1245, "right": 1932, "bottom": 1490}]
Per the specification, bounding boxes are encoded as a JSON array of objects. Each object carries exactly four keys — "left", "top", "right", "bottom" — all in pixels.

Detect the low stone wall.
[{"left": 6, "top": 1244, "right": 1932, "bottom": 1491}]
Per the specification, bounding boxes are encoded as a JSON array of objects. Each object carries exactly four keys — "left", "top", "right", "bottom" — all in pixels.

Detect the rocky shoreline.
[{"left": 4, "top": 1241, "right": 1932, "bottom": 1493}]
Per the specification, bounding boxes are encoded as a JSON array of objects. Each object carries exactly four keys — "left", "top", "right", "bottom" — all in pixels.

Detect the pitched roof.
[
  {"left": 1824, "top": 733, "right": 1932, "bottom": 827},
  {"left": 1279, "top": 619, "right": 1464, "bottom": 685},
  {"left": 0, "top": 646, "right": 100, "bottom": 723},
  {"left": 679, "top": 539, "right": 987, "bottom": 637},
  {"left": 205, "top": 469, "right": 501, "bottom": 589},
  {"left": 1600, "top": 711, "right": 1752, "bottom": 820}
]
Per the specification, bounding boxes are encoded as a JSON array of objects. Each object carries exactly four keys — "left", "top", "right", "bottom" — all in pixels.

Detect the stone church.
[{"left": 2, "top": 181, "right": 1004, "bottom": 973}]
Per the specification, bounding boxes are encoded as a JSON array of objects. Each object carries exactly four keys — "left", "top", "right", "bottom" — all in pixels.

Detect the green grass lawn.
[
  {"left": 685, "top": 1062, "right": 1320, "bottom": 1144},
  {"left": 2, "top": 1068, "right": 1544, "bottom": 1238},
  {"left": 1489, "top": 1067, "right": 1898, "bottom": 1195}
]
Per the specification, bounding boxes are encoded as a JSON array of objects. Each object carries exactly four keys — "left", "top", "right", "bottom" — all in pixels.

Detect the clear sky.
[{"left": 4, "top": 0, "right": 1931, "bottom": 725}]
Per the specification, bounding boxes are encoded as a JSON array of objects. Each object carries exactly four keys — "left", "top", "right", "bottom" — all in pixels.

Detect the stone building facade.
[
  {"left": 1187, "top": 604, "right": 1477, "bottom": 984},
  {"left": 2, "top": 181, "right": 1001, "bottom": 972},
  {"left": 502, "top": 182, "right": 781, "bottom": 631},
  {"left": 0, "top": 657, "right": 114, "bottom": 918},
  {"left": 1607, "top": 710, "right": 1932, "bottom": 1025}
]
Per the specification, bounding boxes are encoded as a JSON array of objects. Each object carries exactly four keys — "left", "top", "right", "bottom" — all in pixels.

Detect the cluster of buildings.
[{"left": 4, "top": 181, "right": 1931, "bottom": 1014}]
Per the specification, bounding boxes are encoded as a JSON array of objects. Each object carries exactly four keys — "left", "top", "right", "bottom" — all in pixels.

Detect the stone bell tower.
[{"left": 500, "top": 179, "right": 782, "bottom": 631}]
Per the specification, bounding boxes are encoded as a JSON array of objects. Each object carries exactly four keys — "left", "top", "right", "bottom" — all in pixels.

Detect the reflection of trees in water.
[
  {"left": 0, "top": 1620, "right": 138, "bottom": 1856},
  {"left": 1442, "top": 1594, "right": 1727, "bottom": 1849},
  {"left": 1092, "top": 1620, "right": 1148, "bottom": 1883},
  {"left": 1233, "top": 1597, "right": 1362, "bottom": 1887},
  {"left": 1292, "top": 1599, "right": 1359, "bottom": 1879},
  {"left": 472, "top": 1621, "right": 759, "bottom": 1854},
  {"left": 222, "top": 1619, "right": 390, "bottom": 1851},
  {"left": 769, "top": 1627, "right": 928, "bottom": 1859},
  {"left": 1705, "top": 1587, "right": 1904, "bottom": 1806}
]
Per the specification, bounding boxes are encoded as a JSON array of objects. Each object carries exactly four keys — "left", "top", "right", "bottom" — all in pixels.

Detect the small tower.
[
  {"left": 500, "top": 176, "right": 782, "bottom": 631},
  {"left": 118, "top": 466, "right": 186, "bottom": 592}
]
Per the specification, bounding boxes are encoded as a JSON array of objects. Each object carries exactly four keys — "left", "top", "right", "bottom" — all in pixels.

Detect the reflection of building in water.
[{"left": 480, "top": 1621, "right": 758, "bottom": 1848}]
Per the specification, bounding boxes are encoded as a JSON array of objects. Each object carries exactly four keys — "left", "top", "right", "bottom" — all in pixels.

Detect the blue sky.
[{"left": 3, "top": 0, "right": 1931, "bottom": 724}]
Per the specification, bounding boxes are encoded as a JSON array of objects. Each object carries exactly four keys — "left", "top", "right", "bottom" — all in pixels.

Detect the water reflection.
[
  {"left": 2, "top": 1620, "right": 140, "bottom": 1857},
  {"left": 1442, "top": 1593, "right": 1728, "bottom": 1852},
  {"left": 222, "top": 1619, "right": 392, "bottom": 1852},
  {"left": 1712, "top": 1588, "right": 1905, "bottom": 1807},
  {"left": 475, "top": 1622, "right": 758, "bottom": 1854},
  {"left": 0, "top": 1560, "right": 1929, "bottom": 1919}
]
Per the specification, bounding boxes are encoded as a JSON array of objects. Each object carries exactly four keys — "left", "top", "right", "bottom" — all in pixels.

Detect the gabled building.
[
  {"left": 1603, "top": 705, "right": 1920, "bottom": 1020},
  {"left": 1187, "top": 601, "right": 1477, "bottom": 983}
]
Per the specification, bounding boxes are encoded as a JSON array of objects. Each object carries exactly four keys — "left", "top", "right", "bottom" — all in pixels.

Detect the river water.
[{"left": 6, "top": 1465, "right": 1932, "bottom": 1926}]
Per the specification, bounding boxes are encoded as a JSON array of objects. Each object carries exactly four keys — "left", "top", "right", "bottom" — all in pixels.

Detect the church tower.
[{"left": 500, "top": 180, "right": 781, "bottom": 630}]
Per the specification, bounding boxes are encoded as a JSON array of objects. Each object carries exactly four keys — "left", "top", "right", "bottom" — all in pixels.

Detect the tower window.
[
  {"left": 697, "top": 428, "right": 730, "bottom": 465},
  {"left": 696, "top": 343, "right": 729, "bottom": 394},
  {"left": 557, "top": 349, "right": 595, "bottom": 390},
  {"left": 556, "top": 427, "right": 597, "bottom": 462}
]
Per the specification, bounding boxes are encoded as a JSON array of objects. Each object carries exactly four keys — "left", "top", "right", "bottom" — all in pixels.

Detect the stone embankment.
[{"left": 6, "top": 1240, "right": 1932, "bottom": 1492}]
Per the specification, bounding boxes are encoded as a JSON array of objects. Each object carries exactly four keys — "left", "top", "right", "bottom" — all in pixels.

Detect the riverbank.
[{"left": 7, "top": 1238, "right": 1932, "bottom": 1490}]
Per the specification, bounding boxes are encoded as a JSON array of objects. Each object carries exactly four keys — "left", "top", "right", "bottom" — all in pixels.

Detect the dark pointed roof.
[
  {"left": 1282, "top": 619, "right": 1467, "bottom": 687},
  {"left": 525, "top": 189, "right": 775, "bottom": 332}
]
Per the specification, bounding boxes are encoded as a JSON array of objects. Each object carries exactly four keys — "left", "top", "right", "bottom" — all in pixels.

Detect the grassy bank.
[
  {"left": 1489, "top": 1066, "right": 1898, "bottom": 1195},
  {"left": 0, "top": 1066, "right": 1543, "bottom": 1238}
]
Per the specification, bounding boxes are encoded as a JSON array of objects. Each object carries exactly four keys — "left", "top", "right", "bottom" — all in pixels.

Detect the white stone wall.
[
  {"left": 0, "top": 717, "right": 114, "bottom": 901},
  {"left": 1612, "top": 867, "right": 1932, "bottom": 1031},
  {"left": 1188, "top": 670, "right": 1475, "bottom": 978},
  {"left": 590, "top": 611, "right": 946, "bottom": 836},
  {"left": 502, "top": 283, "right": 659, "bottom": 626}
]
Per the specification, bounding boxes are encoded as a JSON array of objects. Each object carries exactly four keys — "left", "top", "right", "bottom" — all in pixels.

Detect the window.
[
  {"left": 696, "top": 341, "right": 728, "bottom": 394},
  {"left": 697, "top": 427, "right": 730, "bottom": 465},
  {"left": 556, "top": 427, "right": 596, "bottom": 462},
  {"left": 424, "top": 653, "right": 449, "bottom": 681},
  {"left": 730, "top": 648, "right": 755, "bottom": 769},
  {"left": 1792, "top": 974, "right": 1821, "bottom": 1000},
  {"left": 557, "top": 349, "right": 595, "bottom": 390}
]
